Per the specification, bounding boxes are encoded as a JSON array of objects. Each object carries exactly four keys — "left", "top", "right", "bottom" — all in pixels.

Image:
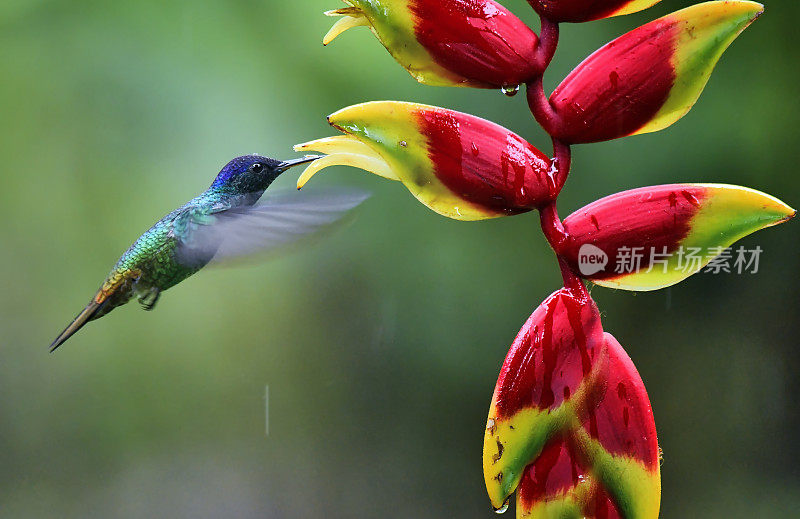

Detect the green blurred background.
[{"left": 1, "top": 0, "right": 798, "bottom": 517}]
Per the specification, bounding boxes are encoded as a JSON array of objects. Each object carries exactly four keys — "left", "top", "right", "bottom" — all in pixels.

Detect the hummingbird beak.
[{"left": 275, "top": 155, "right": 323, "bottom": 173}]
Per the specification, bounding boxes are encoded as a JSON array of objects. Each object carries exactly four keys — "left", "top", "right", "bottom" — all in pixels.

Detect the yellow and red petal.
[
  {"left": 539, "top": 1, "right": 763, "bottom": 143},
  {"left": 324, "top": 0, "right": 540, "bottom": 88},
  {"left": 559, "top": 184, "right": 795, "bottom": 291},
  {"left": 295, "top": 101, "right": 554, "bottom": 221},
  {"left": 483, "top": 288, "right": 660, "bottom": 516},
  {"left": 516, "top": 334, "right": 660, "bottom": 519},
  {"left": 527, "top": 0, "right": 661, "bottom": 23}
]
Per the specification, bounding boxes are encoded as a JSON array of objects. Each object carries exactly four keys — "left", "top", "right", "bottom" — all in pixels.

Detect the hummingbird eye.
[{"left": 250, "top": 163, "right": 264, "bottom": 174}]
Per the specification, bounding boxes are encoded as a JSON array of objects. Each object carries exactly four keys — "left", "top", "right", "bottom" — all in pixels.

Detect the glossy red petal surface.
[
  {"left": 560, "top": 185, "right": 706, "bottom": 279},
  {"left": 493, "top": 288, "right": 604, "bottom": 418},
  {"left": 518, "top": 435, "right": 625, "bottom": 518},
  {"left": 518, "top": 435, "right": 586, "bottom": 504},
  {"left": 411, "top": 0, "right": 540, "bottom": 88},
  {"left": 548, "top": 17, "right": 678, "bottom": 143},
  {"left": 515, "top": 332, "right": 658, "bottom": 518},
  {"left": 416, "top": 107, "right": 553, "bottom": 214},
  {"left": 590, "top": 333, "right": 659, "bottom": 467}
]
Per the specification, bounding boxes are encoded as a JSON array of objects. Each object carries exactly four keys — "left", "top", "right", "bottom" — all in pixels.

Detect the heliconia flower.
[
  {"left": 483, "top": 288, "right": 660, "bottom": 517},
  {"left": 557, "top": 184, "right": 795, "bottom": 291},
  {"left": 294, "top": 101, "right": 554, "bottom": 221},
  {"left": 323, "top": 0, "right": 541, "bottom": 89},
  {"left": 526, "top": 0, "right": 661, "bottom": 23},
  {"left": 535, "top": 0, "right": 764, "bottom": 143}
]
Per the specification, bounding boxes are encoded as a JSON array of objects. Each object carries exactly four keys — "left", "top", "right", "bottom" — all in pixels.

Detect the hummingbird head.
[{"left": 211, "top": 154, "right": 322, "bottom": 193}]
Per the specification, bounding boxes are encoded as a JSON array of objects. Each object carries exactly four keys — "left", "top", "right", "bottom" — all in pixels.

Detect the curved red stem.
[
  {"left": 527, "top": 17, "right": 561, "bottom": 137},
  {"left": 536, "top": 17, "right": 559, "bottom": 71},
  {"left": 527, "top": 76, "right": 560, "bottom": 136},
  {"left": 541, "top": 202, "right": 586, "bottom": 297},
  {"left": 559, "top": 256, "right": 588, "bottom": 299},
  {"left": 550, "top": 137, "right": 571, "bottom": 196},
  {"left": 539, "top": 201, "right": 567, "bottom": 251},
  {"left": 529, "top": 15, "right": 586, "bottom": 296}
]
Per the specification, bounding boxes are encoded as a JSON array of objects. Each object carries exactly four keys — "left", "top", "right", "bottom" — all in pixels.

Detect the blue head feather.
[{"left": 210, "top": 154, "right": 282, "bottom": 189}]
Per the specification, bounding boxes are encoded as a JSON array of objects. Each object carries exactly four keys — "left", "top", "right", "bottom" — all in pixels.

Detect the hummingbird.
[{"left": 49, "top": 154, "right": 367, "bottom": 352}]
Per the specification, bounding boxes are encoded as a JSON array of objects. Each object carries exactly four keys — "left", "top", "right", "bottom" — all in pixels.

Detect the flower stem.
[
  {"left": 536, "top": 17, "right": 559, "bottom": 71},
  {"left": 527, "top": 75, "right": 559, "bottom": 135},
  {"left": 540, "top": 202, "right": 585, "bottom": 294},
  {"left": 539, "top": 201, "right": 565, "bottom": 249},
  {"left": 527, "top": 16, "right": 561, "bottom": 136},
  {"left": 559, "top": 256, "right": 588, "bottom": 299},
  {"left": 530, "top": 16, "right": 585, "bottom": 295},
  {"left": 550, "top": 137, "right": 571, "bottom": 196}
]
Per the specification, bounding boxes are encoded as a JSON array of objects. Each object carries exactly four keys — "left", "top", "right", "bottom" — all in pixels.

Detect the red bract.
[
  {"left": 410, "top": 0, "right": 540, "bottom": 88},
  {"left": 532, "top": 1, "right": 764, "bottom": 143},
  {"left": 324, "top": 0, "right": 541, "bottom": 89},
  {"left": 414, "top": 107, "right": 555, "bottom": 213},
  {"left": 483, "top": 288, "right": 660, "bottom": 515},
  {"left": 558, "top": 184, "right": 794, "bottom": 290},
  {"left": 295, "top": 101, "right": 556, "bottom": 221}
]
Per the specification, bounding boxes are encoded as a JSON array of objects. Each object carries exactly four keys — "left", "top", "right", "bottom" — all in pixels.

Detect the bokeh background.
[{"left": 1, "top": 0, "right": 798, "bottom": 517}]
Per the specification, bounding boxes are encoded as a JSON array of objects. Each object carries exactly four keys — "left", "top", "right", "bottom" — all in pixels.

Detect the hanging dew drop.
[
  {"left": 494, "top": 499, "right": 510, "bottom": 514},
  {"left": 501, "top": 85, "right": 520, "bottom": 97}
]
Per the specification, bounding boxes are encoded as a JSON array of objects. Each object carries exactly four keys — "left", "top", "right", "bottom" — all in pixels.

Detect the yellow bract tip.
[
  {"left": 323, "top": 13, "right": 369, "bottom": 46},
  {"left": 295, "top": 154, "right": 339, "bottom": 189},
  {"left": 295, "top": 135, "right": 377, "bottom": 158},
  {"left": 700, "top": 183, "right": 796, "bottom": 228},
  {"left": 293, "top": 135, "right": 400, "bottom": 189}
]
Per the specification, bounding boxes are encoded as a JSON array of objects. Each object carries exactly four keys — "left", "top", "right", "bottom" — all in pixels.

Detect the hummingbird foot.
[{"left": 138, "top": 288, "right": 161, "bottom": 311}]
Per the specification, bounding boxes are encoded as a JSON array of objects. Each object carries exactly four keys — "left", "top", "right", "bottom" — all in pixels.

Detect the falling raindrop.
[
  {"left": 494, "top": 499, "right": 510, "bottom": 514},
  {"left": 501, "top": 85, "right": 520, "bottom": 97}
]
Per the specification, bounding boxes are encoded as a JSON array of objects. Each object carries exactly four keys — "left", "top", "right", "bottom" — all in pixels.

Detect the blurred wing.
[{"left": 175, "top": 187, "right": 369, "bottom": 266}]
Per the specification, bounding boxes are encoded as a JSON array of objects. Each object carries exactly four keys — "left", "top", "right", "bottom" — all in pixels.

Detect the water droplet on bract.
[
  {"left": 501, "top": 85, "right": 520, "bottom": 97},
  {"left": 399, "top": 140, "right": 408, "bottom": 148},
  {"left": 668, "top": 192, "right": 678, "bottom": 208},
  {"left": 681, "top": 189, "right": 700, "bottom": 207},
  {"left": 494, "top": 500, "right": 510, "bottom": 514},
  {"left": 471, "top": 142, "right": 480, "bottom": 156},
  {"left": 609, "top": 70, "right": 620, "bottom": 90}
]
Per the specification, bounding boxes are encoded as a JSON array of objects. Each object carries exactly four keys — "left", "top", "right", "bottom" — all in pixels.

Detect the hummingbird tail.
[{"left": 49, "top": 300, "right": 103, "bottom": 353}]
